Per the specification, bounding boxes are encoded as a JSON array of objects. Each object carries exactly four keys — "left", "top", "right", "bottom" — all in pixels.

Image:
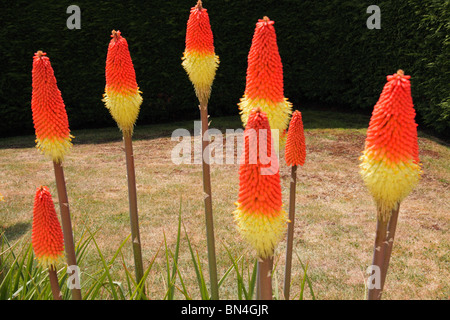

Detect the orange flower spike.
[
  {"left": 285, "top": 110, "right": 306, "bottom": 167},
  {"left": 245, "top": 18, "right": 283, "bottom": 103},
  {"left": 32, "top": 186, "right": 65, "bottom": 269},
  {"left": 184, "top": 0, "right": 214, "bottom": 55},
  {"left": 103, "top": 30, "right": 143, "bottom": 135},
  {"left": 238, "top": 110, "right": 282, "bottom": 214},
  {"left": 234, "top": 109, "right": 288, "bottom": 258},
  {"left": 360, "top": 70, "right": 421, "bottom": 221},
  {"left": 182, "top": 0, "right": 219, "bottom": 106},
  {"left": 31, "top": 51, "right": 73, "bottom": 163},
  {"left": 238, "top": 17, "right": 292, "bottom": 149}
]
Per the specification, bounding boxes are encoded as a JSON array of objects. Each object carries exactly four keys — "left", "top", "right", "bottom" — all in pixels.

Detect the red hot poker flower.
[
  {"left": 184, "top": 0, "right": 215, "bottom": 55},
  {"left": 238, "top": 17, "right": 292, "bottom": 148},
  {"left": 32, "top": 186, "right": 65, "bottom": 268},
  {"left": 285, "top": 110, "right": 306, "bottom": 167},
  {"left": 245, "top": 17, "right": 284, "bottom": 103},
  {"left": 31, "top": 51, "right": 73, "bottom": 163},
  {"left": 233, "top": 109, "right": 288, "bottom": 258},
  {"left": 360, "top": 70, "right": 421, "bottom": 221},
  {"left": 182, "top": 0, "right": 219, "bottom": 106},
  {"left": 103, "top": 30, "right": 143, "bottom": 135}
]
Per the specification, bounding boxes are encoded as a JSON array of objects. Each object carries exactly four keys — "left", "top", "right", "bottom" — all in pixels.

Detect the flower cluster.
[
  {"left": 233, "top": 109, "right": 288, "bottom": 258},
  {"left": 238, "top": 17, "right": 292, "bottom": 148},
  {"left": 360, "top": 70, "right": 421, "bottom": 221},
  {"left": 103, "top": 30, "right": 143, "bottom": 135},
  {"left": 182, "top": 0, "right": 219, "bottom": 106},
  {"left": 31, "top": 51, "right": 73, "bottom": 163},
  {"left": 32, "top": 186, "right": 65, "bottom": 268},
  {"left": 285, "top": 110, "right": 306, "bottom": 167}
]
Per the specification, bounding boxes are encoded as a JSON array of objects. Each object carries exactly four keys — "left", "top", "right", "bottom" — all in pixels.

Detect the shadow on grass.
[
  {"left": 1, "top": 222, "right": 31, "bottom": 242},
  {"left": 0, "top": 109, "right": 447, "bottom": 149}
]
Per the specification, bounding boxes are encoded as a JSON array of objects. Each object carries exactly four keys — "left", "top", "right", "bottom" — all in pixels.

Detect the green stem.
[
  {"left": 199, "top": 103, "right": 219, "bottom": 300},
  {"left": 123, "top": 133, "right": 145, "bottom": 297},
  {"left": 257, "top": 257, "right": 273, "bottom": 300},
  {"left": 53, "top": 161, "right": 82, "bottom": 300},
  {"left": 283, "top": 165, "right": 297, "bottom": 300},
  {"left": 48, "top": 265, "right": 62, "bottom": 300},
  {"left": 367, "top": 217, "right": 388, "bottom": 300},
  {"left": 380, "top": 204, "right": 400, "bottom": 293}
]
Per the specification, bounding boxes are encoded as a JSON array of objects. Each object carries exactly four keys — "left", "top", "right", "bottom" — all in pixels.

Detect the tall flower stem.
[
  {"left": 200, "top": 102, "right": 219, "bottom": 300},
  {"left": 103, "top": 30, "right": 145, "bottom": 297},
  {"left": 283, "top": 164, "right": 297, "bottom": 300},
  {"left": 367, "top": 216, "right": 388, "bottom": 300},
  {"left": 123, "top": 133, "right": 145, "bottom": 293},
  {"left": 48, "top": 266, "right": 62, "bottom": 300},
  {"left": 52, "top": 161, "right": 81, "bottom": 300},
  {"left": 380, "top": 205, "right": 400, "bottom": 292},
  {"left": 258, "top": 257, "right": 273, "bottom": 300},
  {"left": 360, "top": 71, "right": 421, "bottom": 299},
  {"left": 181, "top": 1, "right": 219, "bottom": 299},
  {"left": 234, "top": 109, "right": 287, "bottom": 300}
]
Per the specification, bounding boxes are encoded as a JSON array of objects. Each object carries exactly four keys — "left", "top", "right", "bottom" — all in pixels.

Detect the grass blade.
[
  {"left": 184, "top": 222, "right": 209, "bottom": 300},
  {"left": 295, "top": 251, "right": 315, "bottom": 300},
  {"left": 299, "top": 263, "right": 308, "bottom": 300},
  {"left": 224, "top": 245, "right": 250, "bottom": 300},
  {"left": 130, "top": 241, "right": 162, "bottom": 300}
]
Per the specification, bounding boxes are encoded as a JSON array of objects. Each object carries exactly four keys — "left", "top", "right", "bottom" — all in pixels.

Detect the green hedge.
[{"left": 0, "top": 0, "right": 448, "bottom": 137}]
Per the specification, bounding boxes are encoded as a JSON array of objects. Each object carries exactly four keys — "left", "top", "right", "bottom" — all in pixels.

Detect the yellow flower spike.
[
  {"left": 103, "top": 30, "right": 143, "bottom": 136},
  {"left": 31, "top": 51, "right": 73, "bottom": 163},
  {"left": 360, "top": 70, "right": 421, "bottom": 222},
  {"left": 181, "top": 0, "right": 219, "bottom": 106},
  {"left": 234, "top": 109, "right": 288, "bottom": 259},
  {"left": 238, "top": 17, "right": 292, "bottom": 149}
]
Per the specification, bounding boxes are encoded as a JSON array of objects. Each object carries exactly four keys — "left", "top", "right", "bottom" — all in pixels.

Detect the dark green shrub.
[{"left": 0, "top": 0, "right": 448, "bottom": 137}]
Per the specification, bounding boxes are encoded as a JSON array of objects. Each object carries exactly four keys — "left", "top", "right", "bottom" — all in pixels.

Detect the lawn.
[{"left": 0, "top": 109, "right": 448, "bottom": 300}]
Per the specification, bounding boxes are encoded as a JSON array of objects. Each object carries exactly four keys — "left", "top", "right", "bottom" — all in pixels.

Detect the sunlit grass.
[{"left": 1, "top": 111, "right": 448, "bottom": 299}]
